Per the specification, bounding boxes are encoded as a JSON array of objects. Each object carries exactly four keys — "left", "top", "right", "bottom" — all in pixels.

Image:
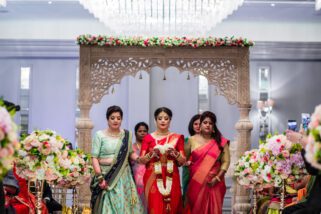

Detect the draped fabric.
[
  {"left": 141, "top": 133, "right": 184, "bottom": 214},
  {"left": 132, "top": 143, "right": 146, "bottom": 206},
  {"left": 187, "top": 137, "right": 228, "bottom": 214}
]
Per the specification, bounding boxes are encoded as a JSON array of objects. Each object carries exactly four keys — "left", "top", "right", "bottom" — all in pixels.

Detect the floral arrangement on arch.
[
  {"left": 16, "top": 130, "right": 70, "bottom": 182},
  {"left": 0, "top": 106, "right": 20, "bottom": 180},
  {"left": 234, "top": 149, "right": 264, "bottom": 188},
  {"left": 77, "top": 35, "right": 254, "bottom": 48},
  {"left": 305, "top": 104, "right": 321, "bottom": 170},
  {"left": 258, "top": 134, "right": 307, "bottom": 187},
  {"left": 56, "top": 149, "right": 93, "bottom": 188}
]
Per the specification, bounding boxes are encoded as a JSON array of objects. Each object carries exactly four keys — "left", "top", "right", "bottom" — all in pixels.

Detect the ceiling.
[{"left": 0, "top": 0, "right": 320, "bottom": 24}]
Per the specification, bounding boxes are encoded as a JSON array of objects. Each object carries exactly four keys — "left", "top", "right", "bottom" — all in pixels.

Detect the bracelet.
[
  {"left": 97, "top": 175, "right": 104, "bottom": 183},
  {"left": 136, "top": 157, "right": 141, "bottom": 163},
  {"left": 215, "top": 176, "right": 221, "bottom": 182},
  {"left": 175, "top": 152, "right": 181, "bottom": 159}
]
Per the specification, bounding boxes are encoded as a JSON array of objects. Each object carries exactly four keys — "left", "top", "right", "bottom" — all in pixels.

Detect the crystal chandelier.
[
  {"left": 0, "top": 0, "right": 6, "bottom": 7},
  {"left": 79, "top": 0, "right": 244, "bottom": 36},
  {"left": 317, "top": 0, "right": 321, "bottom": 11}
]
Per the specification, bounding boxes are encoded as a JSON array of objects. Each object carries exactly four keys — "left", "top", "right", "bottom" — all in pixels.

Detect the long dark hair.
[
  {"left": 106, "top": 105, "right": 123, "bottom": 119},
  {"left": 154, "top": 107, "right": 173, "bottom": 120},
  {"left": 188, "top": 114, "right": 201, "bottom": 136},
  {"left": 200, "top": 111, "right": 223, "bottom": 150}
]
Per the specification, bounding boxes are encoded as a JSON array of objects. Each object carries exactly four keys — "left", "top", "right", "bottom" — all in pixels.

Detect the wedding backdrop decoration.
[
  {"left": 258, "top": 134, "right": 307, "bottom": 187},
  {"left": 79, "top": 0, "right": 244, "bottom": 36},
  {"left": 77, "top": 34, "right": 253, "bottom": 212},
  {"left": 0, "top": 106, "right": 19, "bottom": 180},
  {"left": 305, "top": 104, "right": 321, "bottom": 170},
  {"left": 77, "top": 35, "right": 254, "bottom": 47}
]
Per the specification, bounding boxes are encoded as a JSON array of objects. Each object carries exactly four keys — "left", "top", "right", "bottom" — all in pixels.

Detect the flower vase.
[
  {"left": 35, "top": 180, "right": 45, "bottom": 214},
  {"left": 72, "top": 186, "right": 79, "bottom": 214},
  {"left": 280, "top": 179, "right": 285, "bottom": 213}
]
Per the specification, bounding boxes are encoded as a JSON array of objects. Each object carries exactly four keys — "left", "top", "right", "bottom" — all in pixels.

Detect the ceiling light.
[
  {"left": 79, "top": 0, "right": 244, "bottom": 36},
  {"left": 0, "top": 0, "right": 6, "bottom": 7}
]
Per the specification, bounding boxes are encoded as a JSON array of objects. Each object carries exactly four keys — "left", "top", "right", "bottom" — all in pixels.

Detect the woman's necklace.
[
  {"left": 155, "top": 130, "right": 170, "bottom": 136},
  {"left": 136, "top": 142, "right": 141, "bottom": 151},
  {"left": 106, "top": 129, "right": 122, "bottom": 138}
]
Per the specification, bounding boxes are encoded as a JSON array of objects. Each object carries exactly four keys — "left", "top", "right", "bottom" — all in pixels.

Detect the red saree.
[
  {"left": 187, "top": 137, "right": 228, "bottom": 214},
  {"left": 141, "top": 133, "right": 184, "bottom": 214}
]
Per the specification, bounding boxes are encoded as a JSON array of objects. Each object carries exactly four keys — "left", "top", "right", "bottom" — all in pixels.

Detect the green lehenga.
[{"left": 91, "top": 130, "right": 143, "bottom": 214}]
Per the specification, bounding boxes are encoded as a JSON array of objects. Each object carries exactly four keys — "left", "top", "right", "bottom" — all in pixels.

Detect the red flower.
[
  {"left": 43, "top": 142, "right": 50, "bottom": 148},
  {"left": 276, "top": 139, "right": 281, "bottom": 143},
  {"left": 144, "top": 39, "right": 149, "bottom": 46}
]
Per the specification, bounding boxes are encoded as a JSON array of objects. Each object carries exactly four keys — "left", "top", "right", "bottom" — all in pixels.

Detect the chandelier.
[
  {"left": 0, "top": 0, "right": 6, "bottom": 7},
  {"left": 79, "top": 0, "right": 244, "bottom": 36}
]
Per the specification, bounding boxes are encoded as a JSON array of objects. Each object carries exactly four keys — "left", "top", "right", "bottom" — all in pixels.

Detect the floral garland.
[
  {"left": 153, "top": 137, "right": 175, "bottom": 212},
  {"left": 77, "top": 35, "right": 254, "bottom": 48},
  {"left": 0, "top": 106, "right": 20, "bottom": 180},
  {"left": 305, "top": 104, "right": 321, "bottom": 170}
]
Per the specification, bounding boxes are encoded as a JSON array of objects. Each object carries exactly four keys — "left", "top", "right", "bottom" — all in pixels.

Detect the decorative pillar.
[
  {"left": 233, "top": 47, "right": 253, "bottom": 213},
  {"left": 233, "top": 104, "right": 253, "bottom": 213},
  {"left": 77, "top": 46, "right": 94, "bottom": 208}
]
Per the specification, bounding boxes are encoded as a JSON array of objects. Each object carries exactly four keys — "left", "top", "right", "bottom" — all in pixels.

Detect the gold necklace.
[
  {"left": 136, "top": 142, "right": 141, "bottom": 151},
  {"left": 106, "top": 129, "right": 122, "bottom": 138},
  {"left": 155, "top": 131, "right": 170, "bottom": 136}
]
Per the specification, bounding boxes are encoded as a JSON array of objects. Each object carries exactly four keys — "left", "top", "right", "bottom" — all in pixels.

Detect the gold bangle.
[
  {"left": 175, "top": 152, "right": 181, "bottom": 159},
  {"left": 97, "top": 176, "right": 104, "bottom": 183},
  {"left": 215, "top": 176, "right": 221, "bottom": 182},
  {"left": 136, "top": 157, "right": 141, "bottom": 163}
]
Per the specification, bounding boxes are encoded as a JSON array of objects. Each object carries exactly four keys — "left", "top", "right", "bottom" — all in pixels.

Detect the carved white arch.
[{"left": 77, "top": 46, "right": 253, "bottom": 213}]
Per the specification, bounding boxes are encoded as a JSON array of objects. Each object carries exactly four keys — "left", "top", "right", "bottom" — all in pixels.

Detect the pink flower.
[
  {"left": 0, "top": 148, "right": 8, "bottom": 159},
  {"left": 0, "top": 129, "right": 4, "bottom": 141}
]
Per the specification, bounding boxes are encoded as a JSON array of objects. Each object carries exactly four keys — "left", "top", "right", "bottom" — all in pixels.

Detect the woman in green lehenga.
[{"left": 90, "top": 105, "right": 143, "bottom": 214}]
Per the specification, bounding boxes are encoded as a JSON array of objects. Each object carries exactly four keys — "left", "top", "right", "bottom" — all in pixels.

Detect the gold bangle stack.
[{"left": 97, "top": 174, "right": 104, "bottom": 183}]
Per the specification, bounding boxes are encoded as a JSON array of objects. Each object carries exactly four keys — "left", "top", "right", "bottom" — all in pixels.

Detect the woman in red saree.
[
  {"left": 186, "top": 111, "right": 230, "bottom": 214},
  {"left": 139, "top": 107, "right": 186, "bottom": 214}
]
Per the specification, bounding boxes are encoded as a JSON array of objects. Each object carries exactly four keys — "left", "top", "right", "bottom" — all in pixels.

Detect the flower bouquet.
[
  {"left": 16, "top": 129, "right": 70, "bottom": 182},
  {"left": 234, "top": 149, "right": 264, "bottom": 188},
  {"left": 305, "top": 104, "right": 321, "bottom": 170},
  {"left": 259, "top": 134, "right": 307, "bottom": 187},
  {"left": 56, "top": 149, "right": 92, "bottom": 188},
  {"left": 0, "top": 106, "right": 19, "bottom": 180}
]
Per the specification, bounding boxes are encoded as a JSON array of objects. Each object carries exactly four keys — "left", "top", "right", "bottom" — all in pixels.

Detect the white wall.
[{"left": 149, "top": 67, "right": 199, "bottom": 137}]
